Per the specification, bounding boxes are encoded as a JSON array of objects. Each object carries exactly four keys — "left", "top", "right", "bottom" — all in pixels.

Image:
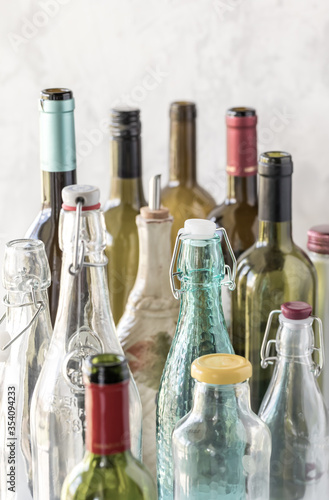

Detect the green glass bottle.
[
  {"left": 232, "top": 152, "right": 317, "bottom": 412},
  {"left": 61, "top": 353, "right": 156, "bottom": 500},
  {"left": 104, "top": 107, "right": 146, "bottom": 325},
  {"left": 162, "top": 102, "right": 216, "bottom": 248}
]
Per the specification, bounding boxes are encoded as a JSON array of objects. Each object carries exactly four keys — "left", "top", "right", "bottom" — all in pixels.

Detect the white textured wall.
[{"left": 1, "top": 0, "right": 329, "bottom": 256}]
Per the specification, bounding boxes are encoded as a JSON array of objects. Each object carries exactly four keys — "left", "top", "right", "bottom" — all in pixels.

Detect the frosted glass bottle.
[
  {"left": 259, "top": 301, "right": 329, "bottom": 499},
  {"left": 173, "top": 354, "right": 271, "bottom": 500},
  {"left": 307, "top": 225, "right": 329, "bottom": 407},
  {"left": 117, "top": 175, "right": 179, "bottom": 479},
  {"left": 156, "top": 218, "right": 236, "bottom": 500},
  {"left": 30, "top": 185, "right": 142, "bottom": 500},
  {"left": 0, "top": 239, "right": 52, "bottom": 500}
]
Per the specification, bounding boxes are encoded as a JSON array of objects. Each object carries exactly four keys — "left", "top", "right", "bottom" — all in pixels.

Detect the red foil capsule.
[{"left": 226, "top": 107, "right": 258, "bottom": 177}]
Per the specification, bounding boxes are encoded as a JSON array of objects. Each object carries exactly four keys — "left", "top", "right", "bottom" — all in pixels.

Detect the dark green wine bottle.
[
  {"left": 232, "top": 152, "right": 316, "bottom": 412},
  {"left": 61, "top": 354, "right": 156, "bottom": 500}
]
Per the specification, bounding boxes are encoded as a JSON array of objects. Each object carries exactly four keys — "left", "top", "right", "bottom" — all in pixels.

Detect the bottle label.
[
  {"left": 86, "top": 380, "right": 131, "bottom": 455},
  {"left": 226, "top": 115, "right": 257, "bottom": 177}
]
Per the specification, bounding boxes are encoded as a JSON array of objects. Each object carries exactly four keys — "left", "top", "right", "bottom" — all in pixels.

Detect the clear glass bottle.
[
  {"left": 162, "top": 102, "right": 216, "bottom": 248},
  {"left": 156, "top": 218, "right": 236, "bottom": 500},
  {"left": 61, "top": 353, "right": 156, "bottom": 500},
  {"left": 31, "top": 185, "right": 142, "bottom": 500},
  {"left": 232, "top": 152, "right": 317, "bottom": 412},
  {"left": 307, "top": 225, "right": 329, "bottom": 407},
  {"left": 117, "top": 175, "right": 179, "bottom": 479},
  {"left": 209, "top": 107, "right": 258, "bottom": 332},
  {"left": 26, "top": 88, "right": 77, "bottom": 326},
  {"left": 173, "top": 353, "right": 271, "bottom": 500},
  {"left": 0, "top": 239, "right": 52, "bottom": 500},
  {"left": 104, "top": 107, "right": 146, "bottom": 325},
  {"left": 259, "top": 301, "right": 329, "bottom": 499}
]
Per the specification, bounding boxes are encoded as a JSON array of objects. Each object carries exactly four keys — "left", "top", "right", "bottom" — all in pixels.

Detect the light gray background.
[{"left": 0, "top": 0, "right": 328, "bottom": 255}]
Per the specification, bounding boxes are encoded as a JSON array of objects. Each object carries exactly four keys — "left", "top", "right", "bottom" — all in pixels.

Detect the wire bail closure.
[
  {"left": 260, "top": 310, "right": 325, "bottom": 377},
  {"left": 169, "top": 226, "right": 237, "bottom": 300},
  {"left": 0, "top": 286, "right": 45, "bottom": 352},
  {"left": 68, "top": 199, "right": 108, "bottom": 276}
]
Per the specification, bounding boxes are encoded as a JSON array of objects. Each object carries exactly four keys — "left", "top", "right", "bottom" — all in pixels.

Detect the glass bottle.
[
  {"left": 162, "top": 102, "right": 216, "bottom": 248},
  {"left": 173, "top": 353, "right": 271, "bottom": 500},
  {"left": 209, "top": 107, "right": 258, "bottom": 331},
  {"left": 26, "top": 88, "right": 77, "bottom": 326},
  {"left": 61, "top": 353, "right": 157, "bottom": 500},
  {"left": 307, "top": 225, "right": 329, "bottom": 407},
  {"left": 117, "top": 175, "right": 179, "bottom": 479},
  {"left": 0, "top": 239, "right": 52, "bottom": 500},
  {"left": 31, "top": 185, "right": 142, "bottom": 500},
  {"left": 156, "top": 218, "right": 236, "bottom": 500},
  {"left": 103, "top": 107, "right": 146, "bottom": 325},
  {"left": 232, "top": 152, "right": 317, "bottom": 412},
  {"left": 259, "top": 301, "right": 329, "bottom": 499}
]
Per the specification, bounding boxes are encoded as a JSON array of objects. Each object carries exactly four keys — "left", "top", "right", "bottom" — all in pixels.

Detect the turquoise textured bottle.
[{"left": 156, "top": 219, "right": 236, "bottom": 500}]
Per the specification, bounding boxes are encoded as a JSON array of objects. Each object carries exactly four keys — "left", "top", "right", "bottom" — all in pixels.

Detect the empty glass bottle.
[
  {"left": 31, "top": 185, "right": 142, "bottom": 500},
  {"left": 259, "top": 301, "right": 329, "bottom": 499},
  {"left": 156, "top": 218, "right": 236, "bottom": 500},
  {"left": 0, "top": 239, "right": 52, "bottom": 500},
  {"left": 173, "top": 354, "right": 271, "bottom": 500},
  {"left": 61, "top": 354, "right": 156, "bottom": 500}
]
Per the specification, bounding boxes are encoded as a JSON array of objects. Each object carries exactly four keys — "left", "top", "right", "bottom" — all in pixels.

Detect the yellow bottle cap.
[{"left": 191, "top": 354, "right": 252, "bottom": 385}]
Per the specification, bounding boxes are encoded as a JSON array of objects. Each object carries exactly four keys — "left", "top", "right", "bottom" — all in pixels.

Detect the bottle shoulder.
[
  {"left": 62, "top": 452, "right": 156, "bottom": 499},
  {"left": 162, "top": 184, "right": 216, "bottom": 207}
]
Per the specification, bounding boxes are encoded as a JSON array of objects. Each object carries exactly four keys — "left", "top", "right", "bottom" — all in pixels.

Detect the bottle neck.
[
  {"left": 227, "top": 175, "right": 257, "bottom": 205},
  {"left": 41, "top": 170, "right": 77, "bottom": 214},
  {"left": 169, "top": 119, "right": 196, "bottom": 185},
  {"left": 134, "top": 215, "right": 173, "bottom": 298},
  {"left": 86, "top": 379, "right": 130, "bottom": 456},
  {"left": 276, "top": 317, "right": 315, "bottom": 362},
  {"left": 257, "top": 173, "right": 293, "bottom": 247},
  {"left": 191, "top": 380, "right": 250, "bottom": 417}
]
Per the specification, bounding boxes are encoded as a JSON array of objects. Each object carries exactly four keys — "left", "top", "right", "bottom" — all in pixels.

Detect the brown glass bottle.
[
  {"left": 209, "top": 107, "right": 258, "bottom": 263},
  {"left": 162, "top": 102, "right": 216, "bottom": 247},
  {"left": 103, "top": 107, "right": 146, "bottom": 325},
  {"left": 26, "top": 88, "right": 77, "bottom": 325}
]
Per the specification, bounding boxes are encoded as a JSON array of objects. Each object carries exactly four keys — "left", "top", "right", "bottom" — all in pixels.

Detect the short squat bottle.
[
  {"left": 259, "top": 301, "right": 329, "bottom": 499},
  {"left": 0, "top": 239, "right": 52, "bottom": 500},
  {"left": 157, "top": 218, "right": 236, "bottom": 500},
  {"left": 173, "top": 354, "right": 271, "bottom": 500},
  {"left": 31, "top": 185, "right": 142, "bottom": 500},
  {"left": 61, "top": 354, "right": 156, "bottom": 500}
]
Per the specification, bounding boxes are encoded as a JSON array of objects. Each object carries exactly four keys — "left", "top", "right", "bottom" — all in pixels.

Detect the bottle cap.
[
  {"left": 281, "top": 301, "right": 312, "bottom": 320},
  {"left": 62, "top": 185, "right": 101, "bottom": 211},
  {"left": 110, "top": 106, "right": 141, "bottom": 138},
  {"left": 184, "top": 219, "right": 216, "bottom": 239},
  {"left": 307, "top": 225, "right": 329, "bottom": 255},
  {"left": 258, "top": 151, "right": 293, "bottom": 176},
  {"left": 191, "top": 354, "right": 252, "bottom": 385},
  {"left": 170, "top": 101, "right": 196, "bottom": 121},
  {"left": 40, "top": 88, "right": 73, "bottom": 101},
  {"left": 3, "top": 239, "right": 51, "bottom": 291},
  {"left": 83, "top": 353, "right": 129, "bottom": 385},
  {"left": 226, "top": 107, "right": 257, "bottom": 177}
]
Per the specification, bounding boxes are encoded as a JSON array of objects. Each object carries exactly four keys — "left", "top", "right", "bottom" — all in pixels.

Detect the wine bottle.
[
  {"left": 26, "top": 88, "right": 77, "bottom": 325},
  {"left": 61, "top": 353, "right": 157, "bottom": 500},
  {"left": 209, "top": 107, "right": 258, "bottom": 331},
  {"left": 31, "top": 186, "right": 142, "bottom": 500},
  {"left": 104, "top": 107, "right": 146, "bottom": 325},
  {"left": 117, "top": 175, "right": 178, "bottom": 479},
  {"left": 232, "top": 152, "right": 316, "bottom": 412},
  {"left": 162, "top": 102, "right": 216, "bottom": 247}
]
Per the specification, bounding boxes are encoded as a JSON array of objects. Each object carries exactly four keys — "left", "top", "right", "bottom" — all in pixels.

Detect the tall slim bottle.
[
  {"left": 232, "top": 152, "right": 316, "bottom": 412},
  {"left": 104, "top": 107, "right": 146, "bottom": 325},
  {"left": 0, "top": 239, "right": 52, "bottom": 500},
  {"left": 26, "top": 88, "right": 77, "bottom": 325},
  {"left": 209, "top": 107, "right": 258, "bottom": 329},
  {"left": 31, "top": 185, "right": 142, "bottom": 500},
  {"left": 156, "top": 218, "right": 236, "bottom": 500},
  {"left": 162, "top": 102, "right": 216, "bottom": 247},
  {"left": 61, "top": 354, "right": 157, "bottom": 500},
  {"left": 117, "top": 175, "right": 179, "bottom": 479}
]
